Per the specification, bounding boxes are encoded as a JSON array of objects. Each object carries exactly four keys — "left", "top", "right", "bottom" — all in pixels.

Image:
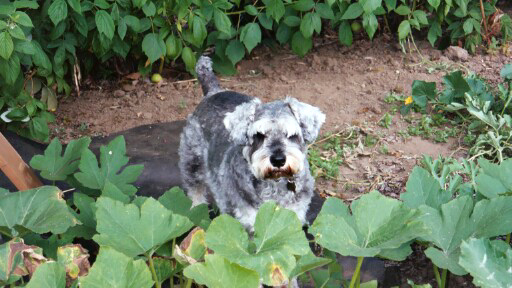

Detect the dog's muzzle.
[{"left": 265, "top": 152, "right": 295, "bottom": 179}]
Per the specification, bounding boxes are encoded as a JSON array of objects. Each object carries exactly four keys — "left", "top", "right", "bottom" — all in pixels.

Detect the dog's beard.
[{"left": 249, "top": 146, "right": 304, "bottom": 180}]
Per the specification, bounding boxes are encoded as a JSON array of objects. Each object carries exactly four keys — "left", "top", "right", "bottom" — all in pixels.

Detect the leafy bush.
[{"left": 1, "top": 0, "right": 511, "bottom": 142}]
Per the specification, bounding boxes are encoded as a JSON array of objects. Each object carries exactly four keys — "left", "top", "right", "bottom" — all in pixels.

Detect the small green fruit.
[
  {"left": 351, "top": 21, "right": 362, "bottom": 32},
  {"left": 151, "top": 73, "right": 163, "bottom": 83}
]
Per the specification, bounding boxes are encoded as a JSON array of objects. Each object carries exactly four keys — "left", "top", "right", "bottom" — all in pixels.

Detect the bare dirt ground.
[
  {"left": 52, "top": 30, "right": 511, "bottom": 287},
  {"left": 54, "top": 36, "right": 509, "bottom": 198}
]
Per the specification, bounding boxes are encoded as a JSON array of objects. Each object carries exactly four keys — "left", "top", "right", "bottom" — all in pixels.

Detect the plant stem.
[
  {"left": 348, "top": 257, "right": 364, "bottom": 288},
  {"left": 433, "top": 263, "right": 442, "bottom": 288},
  {"left": 501, "top": 87, "right": 512, "bottom": 116},
  {"left": 147, "top": 253, "right": 162, "bottom": 288},
  {"left": 441, "top": 268, "right": 448, "bottom": 288},
  {"left": 185, "top": 277, "right": 193, "bottom": 288},
  {"left": 479, "top": 0, "right": 489, "bottom": 43},
  {"left": 159, "top": 57, "right": 164, "bottom": 75}
]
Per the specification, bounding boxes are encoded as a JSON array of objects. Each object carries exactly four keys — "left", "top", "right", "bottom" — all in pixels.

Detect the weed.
[{"left": 378, "top": 113, "right": 393, "bottom": 129}]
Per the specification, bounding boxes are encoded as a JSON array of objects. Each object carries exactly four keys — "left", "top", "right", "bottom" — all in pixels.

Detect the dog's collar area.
[{"left": 286, "top": 180, "right": 296, "bottom": 193}]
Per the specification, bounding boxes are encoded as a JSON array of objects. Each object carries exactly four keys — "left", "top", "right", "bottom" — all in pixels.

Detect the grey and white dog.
[{"left": 179, "top": 56, "right": 325, "bottom": 229}]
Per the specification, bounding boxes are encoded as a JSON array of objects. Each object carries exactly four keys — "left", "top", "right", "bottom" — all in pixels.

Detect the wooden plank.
[{"left": 0, "top": 132, "right": 43, "bottom": 191}]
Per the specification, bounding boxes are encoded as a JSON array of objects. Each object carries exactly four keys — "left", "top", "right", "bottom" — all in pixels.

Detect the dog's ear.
[
  {"left": 286, "top": 97, "right": 326, "bottom": 144},
  {"left": 223, "top": 99, "right": 261, "bottom": 145}
]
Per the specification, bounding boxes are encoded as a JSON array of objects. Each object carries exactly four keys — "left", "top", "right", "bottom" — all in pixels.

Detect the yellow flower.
[{"left": 405, "top": 96, "right": 413, "bottom": 105}]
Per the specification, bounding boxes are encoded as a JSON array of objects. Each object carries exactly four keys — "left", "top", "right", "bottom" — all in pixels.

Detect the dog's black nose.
[{"left": 270, "top": 154, "right": 286, "bottom": 167}]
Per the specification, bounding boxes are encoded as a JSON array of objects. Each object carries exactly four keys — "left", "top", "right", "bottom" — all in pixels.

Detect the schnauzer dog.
[{"left": 179, "top": 56, "right": 325, "bottom": 229}]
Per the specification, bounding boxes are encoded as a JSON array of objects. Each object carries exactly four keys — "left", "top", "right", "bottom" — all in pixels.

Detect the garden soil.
[{"left": 51, "top": 35, "right": 510, "bottom": 287}]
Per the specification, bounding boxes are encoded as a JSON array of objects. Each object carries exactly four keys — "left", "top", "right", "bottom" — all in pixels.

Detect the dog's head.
[{"left": 224, "top": 97, "right": 325, "bottom": 180}]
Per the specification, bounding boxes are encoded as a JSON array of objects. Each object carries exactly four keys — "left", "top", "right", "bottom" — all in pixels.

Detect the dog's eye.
[{"left": 288, "top": 134, "right": 300, "bottom": 143}]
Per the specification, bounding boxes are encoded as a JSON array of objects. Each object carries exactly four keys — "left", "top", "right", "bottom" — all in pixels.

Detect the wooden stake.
[{"left": 0, "top": 132, "right": 43, "bottom": 191}]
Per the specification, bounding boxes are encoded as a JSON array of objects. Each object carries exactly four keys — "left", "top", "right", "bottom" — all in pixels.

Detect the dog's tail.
[{"left": 196, "top": 56, "right": 222, "bottom": 97}]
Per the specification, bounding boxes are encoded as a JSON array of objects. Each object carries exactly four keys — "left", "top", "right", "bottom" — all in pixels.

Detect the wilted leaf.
[
  {"left": 0, "top": 186, "right": 78, "bottom": 235},
  {"left": 459, "top": 238, "right": 512, "bottom": 288},
  {"left": 93, "top": 197, "right": 193, "bottom": 257},
  {"left": 79, "top": 246, "right": 153, "bottom": 288},
  {"left": 30, "top": 137, "right": 91, "bottom": 181},
  {"left": 74, "top": 136, "right": 143, "bottom": 196},
  {"left": 205, "top": 202, "right": 309, "bottom": 286},
  {"left": 57, "top": 244, "right": 90, "bottom": 284},
  {"left": 184, "top": 254, "right": 260, "bottom": 288},
  {"left": 158, "top": 187, "right": 211, "bottom": 229},
  {"left": 178, "top": 227, "right": 207, "bottom": 261},
  {"left": 0, "top": 238, "right": 47, "bottom": 281}
]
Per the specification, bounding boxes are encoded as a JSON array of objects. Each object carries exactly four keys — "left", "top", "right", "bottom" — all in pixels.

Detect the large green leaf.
[
  {"left": 141, "top": 33, "right": 166, "bottom": 63},
  {"left": 361, "top": 0, "right": 382, "bottom": 14},
  {"left": 74, "top": 136, "right": 143, "bottom": 196},
  {"left": 475, "top": 158, "right": 512, "bottom": 198},
  {"left": 95, "top": 10, "right": 115, "bottom": 40},
  {"left": 310, "top": 191, "right": 426, "bottom": 258},
  {"left": 213, "top": 8, "right": 231, "bottom": 35},
  {"left": 362, "top": 13, "right": 378, "bottom": 39},
  {"left": 11, "top": 11, "right": 33, "bottom": 27},
  {"left": 440, "top": 71, "right": 470, "bottom": 104},
  {"left": 184, "top": 254, "right": 260, "bottom": 288},
  {"left": 341, "top": 3, "right": 363, "bottom": 19},
  {"left": 421, "top": 194, "right": 512, "bottom": 275},
  {"left": 225, "top": 39, "right": 245, "bottom": 66},
  {"left": 79, "top": 246, "right": 153, "bottom": 288},
  {"left": 30, "top": 137, "right": 91, "bottom": 181},
  {"left": 240, "top": 23, "right": 261, "bottom": 53},
  {"left": 263, "top": 0, "right": 285, "bottom": 22},
  {"left": 300, "top": 12, "right": 321, "bottom": 38},
  {"left": 0, "top": 186, "right": 78, "bottom": 235},
  {"left": 0, "top": 31, "right": 13, "bottom": 59},
  {"left": 459, "top": 238, "right": 512, "bottom": 288},
  {"left": 48, "top": 0, "right": 68, "bottom": 26},
  {"left": 26, "top": 262, "right": 66, "bottom": 288},
  {"left": 501, "top": 64, "right": 512, "bottom": 80},
  {"left": 291, "top": 31, "right": 312, "bottom": 57},
  {"left": 411, "top": 80, "right": 437, "bottom": 109},
  {"left": 158, "top": 187, "right": 211, "bottom": 229},
  {"left": 204, "top": 201, "right": 310, "bottom": 286},
  {"left": 418, "top": 196, "right": 473, "bottom": 275},
  {"left": 471, "top": 196, "right": 512, "bottom": 239},
  {"left": 338, "top": 21, "right": 353, "bottom": 46},
  {"left": 93, "top": 197, "right": 193, "bottom": 257},
  {"left": 401, "top": 167, "right": 452, "bottom": 210},
  {"left": 289, "top": 251, "right": 332, "bottom": 278}
]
